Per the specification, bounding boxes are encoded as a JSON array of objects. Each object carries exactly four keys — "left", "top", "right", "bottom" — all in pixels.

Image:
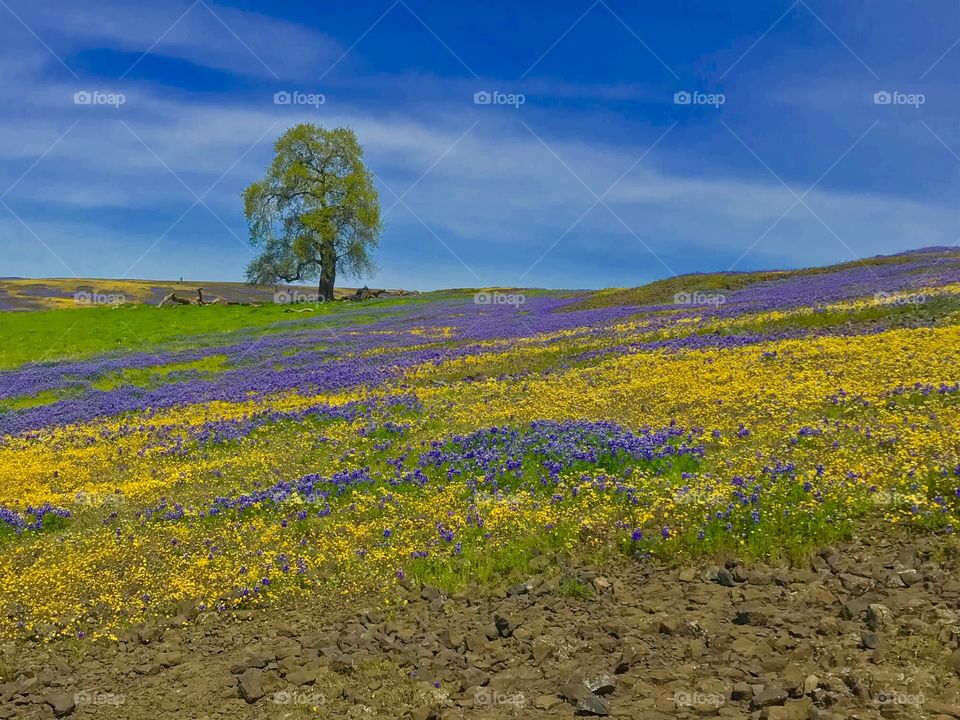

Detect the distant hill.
[
  {"left": 573, "top": 247, "right": 960, "bottom": 309},
  {"left": 0, "top": 278, "right": 407, "bottom": 312}
]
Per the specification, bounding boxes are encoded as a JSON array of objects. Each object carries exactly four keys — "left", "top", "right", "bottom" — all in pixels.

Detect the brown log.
[{"left": 158, "top": 292, "right": 191, "bottom": 307}]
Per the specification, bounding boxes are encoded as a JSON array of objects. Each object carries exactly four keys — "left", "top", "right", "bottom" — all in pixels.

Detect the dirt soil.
[{"left": 3, "top": 523, "right": 959, "bottom": 719}]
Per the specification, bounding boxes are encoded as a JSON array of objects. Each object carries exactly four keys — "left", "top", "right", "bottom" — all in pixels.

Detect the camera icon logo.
[
  {"left": 74, "top": 91, "right": 92, "bottom": 105},
  {"left": 474, "top": 91, "right": 492, "bottom": 105},
  {"left": 873, "top": 90, "right": 892, "bottom": 105},
  {"left": 673, "top": 90, "right": 692, "bottom": 105},
  {"left": 274, "top": 91, "right": 292, "bottom": 105}
]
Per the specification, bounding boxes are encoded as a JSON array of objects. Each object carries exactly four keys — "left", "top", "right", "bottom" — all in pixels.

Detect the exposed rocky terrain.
[{"left": 3, "top": 523, "right": 959, "bottom": 719}]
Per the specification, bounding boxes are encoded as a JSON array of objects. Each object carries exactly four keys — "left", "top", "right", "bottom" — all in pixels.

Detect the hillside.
[{"left": 1, "top": 248, "right": 959, "bottom": 718}]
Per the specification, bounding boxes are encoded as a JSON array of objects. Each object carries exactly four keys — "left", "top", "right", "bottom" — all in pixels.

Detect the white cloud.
[{"left": 5, "top": 0, "right": 342, "bottom": 79}]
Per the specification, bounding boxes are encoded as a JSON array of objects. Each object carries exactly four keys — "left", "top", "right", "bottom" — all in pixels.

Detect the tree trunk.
[{"left": 318, "top": 243, "right": 336, "bottom": 301}]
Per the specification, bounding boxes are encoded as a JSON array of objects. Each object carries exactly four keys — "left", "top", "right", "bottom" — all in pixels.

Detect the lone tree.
[{"left": 243, "top": 124, "right": 382, "bottom": 301}]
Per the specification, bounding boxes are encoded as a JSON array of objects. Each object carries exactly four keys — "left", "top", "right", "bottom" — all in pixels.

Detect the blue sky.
[{"left": 1, "top": 0, "right": 958, "bottom": 289}]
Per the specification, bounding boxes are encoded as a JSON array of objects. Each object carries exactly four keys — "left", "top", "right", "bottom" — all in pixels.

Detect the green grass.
[
  {"left": 558, "top": 576, "right": 594, "bottom": 599},
  {"left": 0, "top": 389, "right": 75, "bottom": 412},
  {"left": 0, "top": 296, "right": 431, "bottom": 369},
  {"left": 406, "top": 529, "right": 576, "bottom": 594},
  {"left": 90, "top": 355, "right": 230, "bottom": 391}
]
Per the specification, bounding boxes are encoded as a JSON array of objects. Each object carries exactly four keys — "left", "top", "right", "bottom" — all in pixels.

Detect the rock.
[
  {"left": 465, "top": 633, "right": 487, "bottom": 653},
  {"left": 575, "top": 694, "right": 610, "bottom": 716},
  {"left": 809, "top": 708, "right": 838, "bottom": 720},
  {"left": 866, "top": 604, "right": 893, "bottom": 630},
  {"left": 839, "top": 573, "right": 873, "bottom": 594},
  {"left": 949, "top": 648, "right": 960, "bottom": 676},
  {"left": 898, "top": 569, "right": 920, "bottom": 586},
  {"left": 494, "top": 614, "right": 517, "bottom": 638},
  {"left": 732, "top": 682, "right": 752, "bottom": 701},
  {"left": 45, "top": 692, "right": 75, "bottom": 717},
  {"left": 506, "top": 579, "right": 535, "bottom": 596},
  {"left": 897, "top": 546, "right": 919, "bottom": 569},
  {"left": 230, "top": 654, "right": 272, "bottom": 674},
  {"left": 780, "top": 666, "right": 805, "bottom": 697},
  {"left": 884, "top": 572, "right": 907, "bottom": 588},
  {"left": 751, "top": 686, "right": 788, "bottom": 709},
  {"left": 238, "top": 668, "right": 264, "bottom": 703},
  {"left": 532, "top": 637, "right": 555, "bottom": 663},
  {"left": 658, "top": 617, "right": 683, "bottom": 635},
  {"left": 615, "top": 642, "right": 639, "bottom": 673},
  {"left": 860, "top": 631, "right": 879, "bottom": 650},
  {"left": 437, "top": 629, "right": 462, "bottom": 650},
  {"left": 735, "top": 602, "right": 773, "bottom": 626},
  {"left": 774, "top": 572, "right": 793, "bottom": 587},
  {"left": 330, "top": 654, "right": 356, "bottom": 674},
  {"left": 717, "top": 568, "right": 737, "bottom": 587},
  {"left": 157, "top": 651, "right": 183, "bottom": 667},
  {"left": 584, "top": 673, "right": 616, "bottom": 696},
  {"left": 286, "top": 669, "right": 316, "bottom": 686},
  {"left": 533, "top": 694, "right": 562, "bottom": 710},
  {"left": 409, "top": 706, "right": 439, "bottom": 720},
  {"left": 561, "top": 683, "right": 610, "bottom": 716},
  {"left": 421, "top": 586, "right": 442, "bottom": 602},
  {"left": 458, "top": 667, "right": 490, "bottom": 691},
  {"left": 764, "top": 698, "right": 812, "bottom": 720},
  {"left": 343, "top": 686, "right": 371, "bottom": 705},
  {"left": 803, "top": 675, "right": 819, "bottom": 695},
  {"left": 840, "top": 598, "right": 869, "bottom": 621},
  {"left": 592, "top": 576, "right": 611, "bottom": 591}
]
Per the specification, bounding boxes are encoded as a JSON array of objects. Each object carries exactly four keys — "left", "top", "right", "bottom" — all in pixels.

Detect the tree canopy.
[{"left": 243, "top": 124, "right": 382, "bottom": 300}]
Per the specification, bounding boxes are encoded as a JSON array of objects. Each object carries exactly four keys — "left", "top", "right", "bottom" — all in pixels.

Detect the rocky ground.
[{"left": 3, "top": 524, "right": 959, "bottom": 719}]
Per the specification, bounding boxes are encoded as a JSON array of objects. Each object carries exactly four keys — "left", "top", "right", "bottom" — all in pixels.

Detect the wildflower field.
[{"left": 3, "top": 248, "right": 960, "bottom": 645}]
